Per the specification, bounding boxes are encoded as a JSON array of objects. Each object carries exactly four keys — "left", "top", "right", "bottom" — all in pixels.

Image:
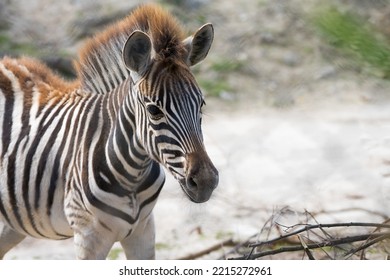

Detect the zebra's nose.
[{"left": 184, "top": 152, "right": 219, "bottom": 203}]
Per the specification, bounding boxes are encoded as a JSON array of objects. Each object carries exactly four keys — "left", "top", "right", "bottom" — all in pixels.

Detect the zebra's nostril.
[{"left": 187, "top": 176, "right": 197, "bottom": 189}]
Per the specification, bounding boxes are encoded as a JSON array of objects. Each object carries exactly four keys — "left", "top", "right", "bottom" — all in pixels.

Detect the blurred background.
[{"left": 1, "top": 0, "right": 390, "bottom": 259}]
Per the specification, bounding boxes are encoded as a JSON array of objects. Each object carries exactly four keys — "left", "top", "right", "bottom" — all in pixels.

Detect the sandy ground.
[{"left": 4, "top": 98, "right": 390, "bottom": 260}]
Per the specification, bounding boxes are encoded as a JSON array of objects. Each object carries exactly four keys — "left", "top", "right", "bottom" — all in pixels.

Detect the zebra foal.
[{"left": 0, "top": 4, "right": 218, "bottom": 259}]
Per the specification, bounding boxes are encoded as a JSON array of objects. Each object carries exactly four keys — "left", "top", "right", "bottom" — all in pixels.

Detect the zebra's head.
[{"left": 122, "top": 23, "right": 218, "bottom": 203}]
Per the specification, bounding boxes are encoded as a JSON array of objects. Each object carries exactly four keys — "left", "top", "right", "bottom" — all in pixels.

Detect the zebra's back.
[{"left": 0, "top": 57, "right": 80, "bottom": 239}]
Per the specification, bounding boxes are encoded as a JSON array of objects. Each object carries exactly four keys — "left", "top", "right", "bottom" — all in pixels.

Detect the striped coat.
[{"left": 0, "top": 4, "right": 218, "bottom": 259}]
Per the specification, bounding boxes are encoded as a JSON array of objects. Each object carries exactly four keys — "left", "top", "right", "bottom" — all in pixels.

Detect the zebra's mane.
[
  {"left": 75, "top": 4, "right": 186, "bottom": 95},
  {"left": 5, "top": 56, "right": 80, "bottom": 94}
]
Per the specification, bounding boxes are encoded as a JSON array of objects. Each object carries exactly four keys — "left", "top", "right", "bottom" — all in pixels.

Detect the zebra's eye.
[
  {"left": 146, "top": 104, "right": 164, "bottom": 120},
  {"left": 200, "top": 100, "right": 206, "bottom": 115}
]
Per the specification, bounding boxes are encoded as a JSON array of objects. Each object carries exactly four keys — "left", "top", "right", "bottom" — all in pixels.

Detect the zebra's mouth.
[
  {"left": 178, "top": 178, "right": 211, "bottom": 204},
  {"left": 164, "top": 152, "right": 218, "bottom": 203},
  {"left": 165, "top": 162, "right": 202, "bottom": 202},
  {"left": 179, "top": 179, "right": 201, "bottom": 203}
]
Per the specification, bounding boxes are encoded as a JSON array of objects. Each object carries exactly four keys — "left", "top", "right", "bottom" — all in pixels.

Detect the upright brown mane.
[
  {"left": 16, "top": 57, "right": 79, "bottom": 92},
  {"left": 75, "top": 4, "right": 186, "bottom": 94},
  {"left": 1, "top": 56, "right": 79, "bottom": 95}
]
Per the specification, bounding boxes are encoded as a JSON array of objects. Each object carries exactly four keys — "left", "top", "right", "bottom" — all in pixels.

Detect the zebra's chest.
[{"left": 63, "top": 162, "right": 165, "bottom": 240}]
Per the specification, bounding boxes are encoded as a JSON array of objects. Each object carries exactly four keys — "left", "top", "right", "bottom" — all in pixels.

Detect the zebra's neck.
[
  {"left": 76, "top": 33, "right": 130, "bottom": 95},
  {"left": 95, "top": 78, "right": 154, "bottom": 191}
]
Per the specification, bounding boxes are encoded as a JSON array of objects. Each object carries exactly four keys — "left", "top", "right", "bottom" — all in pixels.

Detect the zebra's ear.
[
  {"left": 184, "top": 23, "right": 214, "bottom": 66},
  {"left": 122, "top": 31, "right": 152, "bottom": 74}
]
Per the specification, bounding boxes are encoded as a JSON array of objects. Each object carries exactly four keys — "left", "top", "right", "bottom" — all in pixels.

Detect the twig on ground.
[
  {"left": 231, "top": 232, "right": 388, "bottom": 260},
  {"left": 249, "top": 222, "right": 390, "bottom": 248},
  {"left": 177, "top": 239, "right": 236, "bottom": 260},
  {"left": 345, "top": 229, "right": 390, "bottom": 258},
  {"left": 185, "top": 209, "right": 390, "bottom": 260},
  {"left": 298, "top": 235, "right": 315, "bottom": 260}
]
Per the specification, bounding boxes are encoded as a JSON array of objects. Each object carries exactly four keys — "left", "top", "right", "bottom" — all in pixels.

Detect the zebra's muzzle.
[{"left": 181, "top": 151, "right": 219, "bottom": 203}]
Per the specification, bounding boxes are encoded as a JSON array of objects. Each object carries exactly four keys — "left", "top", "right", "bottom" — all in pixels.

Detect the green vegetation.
[
  {"left": 215, "top": 230, "right": 234, "bottom": 240},
  {"left": 107, "top": 248, "right": 123, "bottom": 260},
  {"left": 0, "top": 32, "right": 40, "bottom": 56},
  {"left": 0, "top": 33, "right": 9, "bottom": 45},
  {"left": 199, "top": 58, "right": 244, "bottom": 98},
  {"left": 155, "top": 242, "right": 172, "bottom": 250},
  {"left": 199, "top": 79, "right": 232, "bottom": 98},
  {"left": 210, "top": 59, "right": 244, "bottom": 73},
  {"left": 312, "top": 5, "right": 390, "bottom": 79}
]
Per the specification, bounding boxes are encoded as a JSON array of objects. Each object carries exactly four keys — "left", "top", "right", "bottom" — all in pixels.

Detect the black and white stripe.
[{"left": 0, "top": 4, "right": 217, "bottom": 259}]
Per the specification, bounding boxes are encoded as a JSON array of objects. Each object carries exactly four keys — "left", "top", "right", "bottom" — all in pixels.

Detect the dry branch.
[
  {"left": 249, "top": 222, "right": 390, "bottom": 248},
  {"left": 222, "top": 207, "right": 390, "bottom": 260},
  {"left": 231, "top": 232, "right": 390, "bottom": 260},
  {"left": 182, "top": 208, "right": 390, "bottom": 260},
  {"left": 298, "top": 235, "right": 315, "bottom": 260},
  {"left": 177, "top": 239, "right": 236, "bottom": 260}
]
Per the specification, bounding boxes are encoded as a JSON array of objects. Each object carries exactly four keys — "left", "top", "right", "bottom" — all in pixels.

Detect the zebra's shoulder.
[{"left": 0, "top": 56, "right": 79, "bottom": 93}]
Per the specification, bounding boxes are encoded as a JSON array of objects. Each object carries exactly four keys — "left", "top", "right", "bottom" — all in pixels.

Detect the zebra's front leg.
[
  {"left": 0, "top": 222, "right": 26, "bottom": 259},
  {"left": 120, "top": 213, "right": 155, "bottom": 260},
  {"left": 66, "top": 206, "right": 116, "bottom": 259},
  {"left": 73, "top": 228, "right": 116, "bottom": 260}
]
